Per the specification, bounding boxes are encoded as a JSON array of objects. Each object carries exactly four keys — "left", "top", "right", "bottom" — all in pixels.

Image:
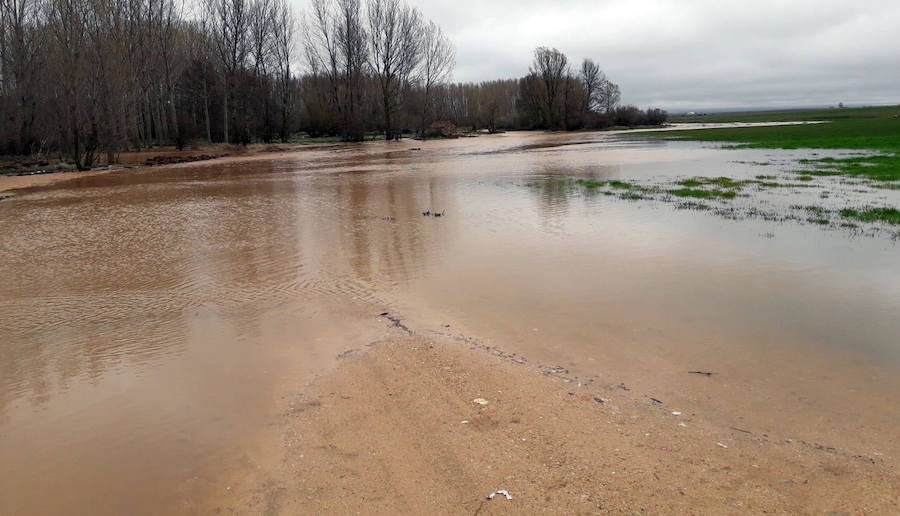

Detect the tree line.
[
  {"left": 1, "top": 0, "right": 304, "bottom": 168},
  {"left": 439, "top": 48, "right": 667, "bottom": 134},
  {"left": 0, "top": 0, "right": 666, "bottom": 169}
]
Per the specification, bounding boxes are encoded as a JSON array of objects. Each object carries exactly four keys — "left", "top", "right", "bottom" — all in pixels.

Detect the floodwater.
[{"left": 2, "top": 131, "right": 899, "bottom": 514}]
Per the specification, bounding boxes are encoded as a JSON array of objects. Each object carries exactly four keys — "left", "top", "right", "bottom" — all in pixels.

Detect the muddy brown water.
[{"left": 1, "top": 131, "right": 899, "bottom": 514}]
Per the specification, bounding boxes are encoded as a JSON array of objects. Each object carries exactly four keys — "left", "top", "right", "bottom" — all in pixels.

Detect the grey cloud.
[{"left": 294, "top": 0, "right": 900, "bottom": 110}]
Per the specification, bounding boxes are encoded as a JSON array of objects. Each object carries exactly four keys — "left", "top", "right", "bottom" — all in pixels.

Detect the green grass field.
[
  {"left": 638, "top": 105, "right": 900, "bottom": 181},
  {"left": 668, "top": 105, "right": 900, "bottom": 124}
]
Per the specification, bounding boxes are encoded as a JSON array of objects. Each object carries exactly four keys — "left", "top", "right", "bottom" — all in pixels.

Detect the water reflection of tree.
[
  {"left": 527, "top": 163, "right": 621, "bottom": 224},
  {"left": 0, "top": 159, "right": 310, "bottom": 414},
  {"left": 320, "top": 163, "right": 440, "bottom": 289},
  {"left": 529, "top": 175, "right": 571, "bottom": 223}
]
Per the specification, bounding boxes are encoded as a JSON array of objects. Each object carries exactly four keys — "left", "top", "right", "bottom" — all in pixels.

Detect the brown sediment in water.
[
  {"left": 209, "top": 326, "right": 899, "bottom": 515},
  {"left": 1, "top": 132, "right": 898, "bottom": 514}
]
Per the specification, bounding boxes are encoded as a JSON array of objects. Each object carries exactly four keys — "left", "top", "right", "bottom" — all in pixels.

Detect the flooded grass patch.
[
  {"left": 675, "top": 201, "right": 711, "bottom": 211},
  {"left": 798, "top": 155, "right": 900, "bottom": 181},
  {"left": 676, "top": 176, "right": 750, "bottom": 189},
  {"left": 793, "top": 205, "right": 826, "bottom": 215},
  {"left": 574, "top": 179, "right": 605, "bottom": 189},
  {"left": 565, "top": 169, "right": 898, "bottom": 238},
  {"left": 619, "top": 192, "right": 647, "bottom": 200},
  {"left": 609, "top": 180, "right": 636, "bottom": 189},
  {"left": 572, "top": 178, "right": 657, "bottom": 194},
  {"left": 839, "top": 207, "right": 900, "bottom": 225},
  {"left": 561, "top": 121, "right": 900, "bottom": 239},
  {"left": 668, "top": 188, "right": 737, "bottom": 199}
]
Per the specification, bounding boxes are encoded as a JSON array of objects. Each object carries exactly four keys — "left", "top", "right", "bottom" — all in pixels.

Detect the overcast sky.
[{"left": 293, "top": 0, "right": 900, "bottom": 111}]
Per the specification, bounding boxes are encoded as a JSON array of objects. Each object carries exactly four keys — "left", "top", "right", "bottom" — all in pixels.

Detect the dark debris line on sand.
[{"left": 379, "top": 312, "right": 413, "bottom": 335}]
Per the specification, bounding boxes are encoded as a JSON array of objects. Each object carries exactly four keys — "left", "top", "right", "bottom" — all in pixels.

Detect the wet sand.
[
  {"left": 0, "top": 142, "right": 336, "bottom": 194},
  {"left": 211, "top": 327, "right": 898, "bottom": 515},
  {"left": 2, "top": 132, "right": 899, "bottom": 514},
  {"left": 0, "top": 168, "right": 117, "bottom": 193}
]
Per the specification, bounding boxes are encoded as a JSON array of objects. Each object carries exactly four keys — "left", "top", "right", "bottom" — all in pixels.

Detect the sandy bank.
[
  {"left": 211, "top": 328, "right": 898, "bottom": 515},
  {"left": 0, "top": 168, "right": 119, "bottom": 194},
  {"left": 0, "top": 142, "right": 338, "bottom": 194}
]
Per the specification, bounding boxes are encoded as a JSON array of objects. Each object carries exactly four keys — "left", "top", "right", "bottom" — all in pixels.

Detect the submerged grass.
[
  {"left": 619, "top": 192, "right": 646, "bottom": 200},
  {"left": 676, "top": 176, "right": 750, "bottom": 189},
  {"left": 668, "top": 188, "right": 737, "bottom": 199},
  {"left": 575, "top": 179, "right": 606, "bottom": 189},
  {"left": 675, "top": 201, "right": 711, "bottom": 210},
  {"left": 839, "top": 207, "right": 900, "bottom": 225},
  {"left": 563, "top": 147, "right": 899, "bottom": 235},
  {"left": 574, "top": 178, "right": 654, "bottom": 192}
]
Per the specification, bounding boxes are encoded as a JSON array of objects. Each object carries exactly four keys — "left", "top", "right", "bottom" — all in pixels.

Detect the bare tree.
[
  {"left": 417, "top": 19, "right": 453, "bottom": 136},
  {"left": 529, "top": 46, "right": 568, "bottom": 129},
  {"left": 46, "top": 0, "right": 98, "bottom": 169},
  {"left": 271, "top": 0, "right": 295, "bottom": 142},
  {"left": 157, "top": 0, "right": 187, "bottom": 149},
  {"left": 248, "top": 0, "right": 277, "bottom": 141},
  {"left": 304, "top": 0, "right": 367, "bottom": 141},
  {"left": 1, "top": 0, "right": 43, "bottom": 154},
  {"left": 475, "top": 80, "right": 515, "bottom": 133},
  {"left": 601, "top": 80, "right": 621, "bottom": 114},
  {"left": 366, "top": 0, "right": 422, "bottom": 140},
  {"left": 580, "top": 58, "right": 605, "bottom": 114},
  {"left": 205, "top": 0, "right": 250, "bottom": 143}
]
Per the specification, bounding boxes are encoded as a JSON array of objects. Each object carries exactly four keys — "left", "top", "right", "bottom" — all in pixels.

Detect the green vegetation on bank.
[
  {"left": 636, "top": 105, "right": 900, "bottom": 181},
  {"left": 668, "top": 105, "right": 900, "bottom": 124}
]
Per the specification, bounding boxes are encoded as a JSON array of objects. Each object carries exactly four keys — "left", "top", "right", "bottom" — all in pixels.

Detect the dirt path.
[{"left": 209, "top": 326, "right": 898, "bottom": 515}]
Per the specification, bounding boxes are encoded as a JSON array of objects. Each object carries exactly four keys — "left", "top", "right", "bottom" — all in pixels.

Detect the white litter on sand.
[{"left": 487, "top": 489, "right": 513, "bottom": 500}]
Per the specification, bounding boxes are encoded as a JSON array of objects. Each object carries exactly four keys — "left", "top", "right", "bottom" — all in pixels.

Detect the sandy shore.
[
  {"left": 0, "top": 168, "right": 120, "bottom": 194},
  {"left": 0, "top": 143, "right": 332, "bottom": 194},
  {"left": 208, "top": 324, "right": 898, "bottom": 515}
]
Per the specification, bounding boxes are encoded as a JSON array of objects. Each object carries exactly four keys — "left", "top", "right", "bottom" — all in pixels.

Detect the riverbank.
[
  {"left": 0, "top": 167, "right": 119, "bottom": 194},
  {"left": 209, "top": 323, "right": 899, "bottom": 514},
  {"left": 0, "top": 141, "right": 342, "bottom": 194}
]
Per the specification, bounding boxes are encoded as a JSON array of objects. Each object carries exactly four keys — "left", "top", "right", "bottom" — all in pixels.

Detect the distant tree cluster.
[
  {"left": 433, "top": 47, "right": 666, "bottom": 133},
  {"left": 300, "top": 0, "right": 455, "bottom": 141},
  {"left": 0, "top": 0, "right": 303, "bottom": 168},
  {"left": 1, "top": 1, "right": 665, "bottom": 168}
]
